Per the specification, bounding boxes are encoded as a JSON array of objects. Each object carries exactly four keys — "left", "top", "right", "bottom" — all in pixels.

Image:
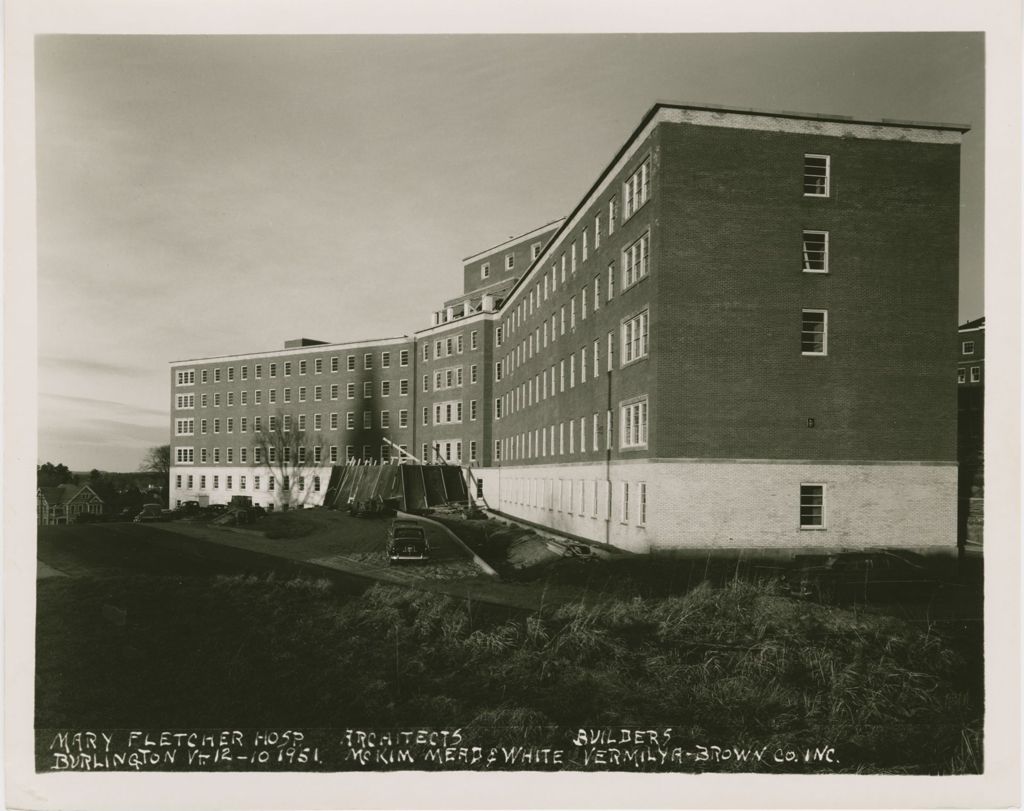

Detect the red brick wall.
[{"left": 653, "top": 122, "right": 960, "bottom": 462}]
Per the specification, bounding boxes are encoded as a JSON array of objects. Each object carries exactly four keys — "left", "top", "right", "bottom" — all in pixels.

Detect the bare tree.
[
  {"left": 140, "top": 445, "right": 171, "bottom": 477},
  {"left": 252, "top": 410, "right": 328, "bottom": 509}
]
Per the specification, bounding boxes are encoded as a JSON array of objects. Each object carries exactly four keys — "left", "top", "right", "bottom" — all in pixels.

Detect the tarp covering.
[{"left": 325, "top": 464, "right": 467, "bottom": 512}]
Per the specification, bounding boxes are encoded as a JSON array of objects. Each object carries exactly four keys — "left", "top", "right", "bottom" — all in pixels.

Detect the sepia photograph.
[{"left": 4, "top": 2, "right": 1021, "bottom": 809}]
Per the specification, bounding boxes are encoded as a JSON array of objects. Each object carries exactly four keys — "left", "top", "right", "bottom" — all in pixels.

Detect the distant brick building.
[
  {"left": 957, "top": 317, "right": 984, "bottom": 544},
  {"left": 37, "top": 484, "right": 104, "bottom": 525},
  {"left": 170, "top": 102, "right": 967, "bottom": 554}
]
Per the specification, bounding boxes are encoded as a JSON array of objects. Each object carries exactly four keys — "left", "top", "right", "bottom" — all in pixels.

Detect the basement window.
[{"left": 800, "top": 484, "right": 826, "bottom": 529}]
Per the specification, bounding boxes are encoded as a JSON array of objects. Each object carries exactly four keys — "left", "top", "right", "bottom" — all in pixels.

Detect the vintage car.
[
  {"left": 787, "top": 549, "right": 938, "bottom": 605},
  {"left": 385, "top": 520, "right": 430, "bottom": 564}
]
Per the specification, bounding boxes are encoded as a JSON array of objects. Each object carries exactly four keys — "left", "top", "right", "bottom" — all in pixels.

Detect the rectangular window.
[
  {"left": 623, "top": 157, "right": 650, "bottom": 219},
  {"left": 314, "top": 358, "right": 323, "bottom": 374},
  {"left": 608, "top": 196, "right": 617, "bottom": 234},
  {"left": 364, "top": 353, "right": 373, "bottom": 370},
  {"left": 330, "top": 446, "right": 339, "bottom": 463},
  {"left": 480, "top": 262, "right": 490, "bottom": 280},
  {"left": 314, "top": 413, "right": 322, "bottom": 430},
  {"left": 470, "top": 399, "right": 478, "bottom": 421},
  {"left": 283, "top": 362, "right": 291, "bottom": 376},
  {"left": 620, "top": 482, "right": 630, "bottom": 524},
  {"left": 240, "top": 366, "right": 248, "bottom": 381},
  {"left": 269, "top": 363, "right": 277, "bottom": 378},
  {"left": 400, "top": 349, "right": 410, "bottom": 367},
  {"left": 957, "top": 368, "right": 967, "bottom": 384},
  {"left": 380, "top": 411, "right": 390, "bottom": 429},
  {"left": 315, "top": 385, "right": 324, "bottom": 401},
  {"left": 381, "top": 351, "right": 391, "bottom": 368},
  {"left": 505, "top": 253, "right": 514, "bottom": 270},
  {"left": 620, "top": 398, "right": 648, "bottom": 449},
  {"left": 363, "top": 412, "right": 372, "bottom": 429},
  {"left": 330, "top": 412, "right": 339, "bottom": 430},
  {"left": 298, "top": 387, "right": 306, "bottom": 403},
  {"left": 801, "top": 310, "right": 828, "bottom": 355},
  {"left": 381, "top": 381, "right": 391, "bottom": 397},
  {"left": 803, "top": 154, "right": 830, "bottom": 197},
  {"left": 346, "top": 446, "right": 355, "bottom": 462},
  {"left": 802, "top": 231, "right": 829, "bottom": 273},
  {"left": 255, "top": 364, "right": 263, "bottom": 379},
  {"left": 283, "top": 388, "right": 291, "bottom": 403},
  {"left": 962, "top": 341, "right": 975, "bottom": 355},
  {"left": 623, "top": 232, "right": 650, "bottom": 288},
  {"left": 348, "top": 355, "right": 356, "bottom": 371},
  {"left": 362, "top": 382, "right": 371, "bottom": 399},
  {"left": 970, "top": 366, "right": 981, "bottom": 383},
  {"left": 638, "top": 482, "right": 647, "bottom": 526},
  {"left": 400, "top": 379, "right": 409, "bottom": 395},
  {"left": 622, "top": 310, "right": 650, "bottom": 364},
  {"left": 347, "top": 383, "right": 355, "bottom": 399},
  {"left": 399, "top": 409, "right": 409, "bottom": 428},
  {"left": 799, "top": 484, "right": 826, "bottom": 528},
  {"left": 347, "top": 412, "right": 355, "bottom": 430}
]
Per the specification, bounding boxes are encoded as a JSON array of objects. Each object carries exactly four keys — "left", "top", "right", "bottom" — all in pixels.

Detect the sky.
[{"left": 35, "top": 33, "right": 985, "bottom": 472}]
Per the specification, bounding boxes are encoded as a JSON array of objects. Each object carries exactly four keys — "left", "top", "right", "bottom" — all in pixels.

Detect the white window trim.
[
  {"left": 801, "top": 230, "right": 829, "bottom": 274},
  {"left": 801, "top": 309, "right": 828, "bottom": 356},
  {"left": 803, "top": 154, "right": 831, "bottom": 198},
  {"left": 799, "top": 483, "right": 827, "bottom": 530}
]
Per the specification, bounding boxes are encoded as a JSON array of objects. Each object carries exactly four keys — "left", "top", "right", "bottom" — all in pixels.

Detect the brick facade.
[{"left": 170, "top": 103, "right": 965, "bottom": 550}]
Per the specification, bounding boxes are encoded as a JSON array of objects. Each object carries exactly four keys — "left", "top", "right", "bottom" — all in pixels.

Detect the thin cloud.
[
  {"left": 40, "top": 392, "right": 167, "bottom": 420},
  {"left": 40, "top": 356, "right": 149, "bottom": 378}
]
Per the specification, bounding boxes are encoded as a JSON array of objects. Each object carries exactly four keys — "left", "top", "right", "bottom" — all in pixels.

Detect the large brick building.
[{"left": 169, "top": 102, "right": 967, "bottom": 554}]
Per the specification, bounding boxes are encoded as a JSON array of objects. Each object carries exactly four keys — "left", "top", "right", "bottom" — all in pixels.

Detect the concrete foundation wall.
[{"left": 475, "top": 459, "right": 957, "bottom": 554}]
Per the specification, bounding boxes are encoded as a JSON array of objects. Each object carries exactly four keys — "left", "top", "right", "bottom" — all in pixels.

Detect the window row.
[
  {"left": 493, "top": 398, "right": 646, "bottom": 461},
  {"left": 183, "top": 379, "right": 411, "bottom": 409},
  {"left": 495, "top": 231, "right": 650, "bottom": 348},
  {"left": 498, "top": 477, "right": 648, "bottom": 527},
  {"left": 422, "top": 332, "right": 477, "bottom": 362},
  {"left": 422, "top": 439, "right": 477, "bottom": 465},
  {"left": 178, "top": 350, "right": 412, "bottom": 387},
  {"left": 957, "top": 366, "right": 982, "bottom": 384},
  {"left": 175, "top": 472, "right": 323, "bottom": 493}
]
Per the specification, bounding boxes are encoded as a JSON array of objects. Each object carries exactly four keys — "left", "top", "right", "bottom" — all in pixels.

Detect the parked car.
[
  {"left": 787, "top": 549, "right": 938, "bottom": 605},
  {"left": 385, "top": 520, "right": 430, "bottom": 564},
  {"left": 133, "top": 503, "right": 167, "bottom": 523}
]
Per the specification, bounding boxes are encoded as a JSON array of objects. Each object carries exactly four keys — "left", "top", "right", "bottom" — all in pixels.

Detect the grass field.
[{"left": 35, "top": 567, "right": 982, "bottom": 774}]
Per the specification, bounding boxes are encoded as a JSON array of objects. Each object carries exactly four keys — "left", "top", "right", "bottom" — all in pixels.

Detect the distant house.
[{"left": 37, "top": 484, "right": 104, "bottom": 525}]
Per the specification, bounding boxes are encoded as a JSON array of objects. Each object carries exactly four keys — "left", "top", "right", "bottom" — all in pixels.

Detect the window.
[
  {"left": 399, "top": 409, "right": 409, "bottom": 428},
  {"left": 214, "top": 392, "right": 222, "bottom": 407},
  {"left": 620, "top": 482, "right": 630, "bottom": 524},
  {"left": 175, "top": 369, "right": 195, "bottom": 386},
  {"left": 330, "top": 412, "right": 338, "bottom": 430},
  {"left": 531, "top": 242, "right": 542, "bottom": 260},
  {"left": 608, "top": 196, "right": 617, "bottom": 234},
  {"left": 283, "top": 388, "right": 291, "bottom": 403},
  {"left": 801, "top": 310, "right": 828, "bottom": 355},
  {"left": 620, "top": 398, "right": 648, "bottom": 449},
  {"left": 283, "top": 362, "right": 291, "bottom": 376},
  {"left": 330, "top": 445, "right": 339, "bottom": 463},
  {"left": 481, "top": 262, "right": 490, "bottom": 280},
  {"left": 400, "top": 349, "right": 409, "bottom": 367},
  {"left": 315, "top": 385, "right": 324, "bottom": 401},
  {"left": 348, "top": 355, "right": 356, "bottom": 371},
  {"left": 315, "top": 358, "right": 323, "bottom": 374},
  {"left": 346, "top": 383, "right": 355, "bottom": 399},
  {"left": 175, "top": 447, "right": 195, "bottom": 464},
  {"left": 470, "top": 331, "right": 479, "bottom": 351},
  {"left": 364, "top": 353, "right": 373, "bottom": 370},
  {"left": 802, "top": 231, "right": 829, "bottom": 273},
  {"left": 269, "top": 363, "right": 277, "bottom": 378},
  {"left": 494, "top": 398, "right": 503, "bottom": 419},
  {"left": 962, "top": 341, "right": 975, "bottom": 355},
  {"left": 381, "top": 381, "right": 391, "bottom": 397},
  {"left": 381, "top": 351, "right": 391, "bottom": 368},
  {"left": 362, "top": 382, "right": 371, "bottom": 399},
  {"left": 607, "top": 262, "right": 615, "bottom": 300},
  {"left": 803, "top": 154, "right": 830, "bottom": 197},
  {"left": 255, "top": 364, "right": 263, "bottom": 379},
  {"left": 505, "top": 253, "right": 514, "bottom": 270},
  {"left": 330, "top": 384, "right": 340, "bottom": 400},
  {"left": 346, "top": 446, "right": 355, "bottom": 462},
  {"left": 267, "top": 390, "right": 275, "bottom": 404},
  {"left": 800, "top": 484, "right": 825, "bottom": 528},
  {"left": 637, "top": 482, "right": 647, "bottom": 526},
  {"left": 381, "top": 411, "right": 390, "bottom": 429},
  {"left": 623, "top": 157, "right": 650, "bottom": 219},
  {"left": 623, "top": 232, "right": 650, "bottom": 288},
  {"left": 470, "top": 399, "right": 478, "bottom": 421},
  {"left": 298, "top": 387, "right": 306, "bottom": 403},
  {"left": 957, "top": 368, "right": 967, "bottom": 384},
  {"left": 363, "top": 411, "right": 372, "bottom": 429},
  {"left": 422, "top": 407, "right": 429, "bottom": 426},
  {"left": 970, "top": 366, "right": 981, "bottom": 383},
  {"left": 400, "top": 379, "right": 409, "bottom": 395},
  {"left": 622, "top": 310, "right": 649, "bottom": 364},
  {"left": 214, "top": 368, "right": 222, "bottom": 383}
]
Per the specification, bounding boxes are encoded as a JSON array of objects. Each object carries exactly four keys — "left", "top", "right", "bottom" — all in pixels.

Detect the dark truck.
[{"left": 385, "top": 519, "right": 430, "bottom": 565}]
